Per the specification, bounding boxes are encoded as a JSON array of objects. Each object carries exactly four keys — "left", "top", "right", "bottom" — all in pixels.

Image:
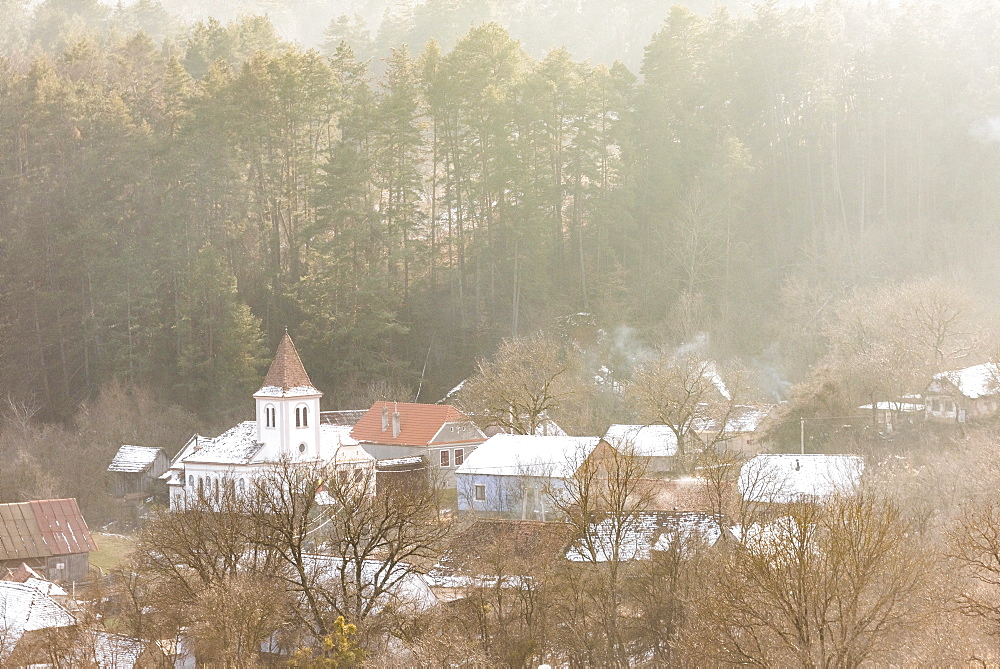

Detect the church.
[{"left": 163, "top": 333, "right": 373, "bottom": 511}]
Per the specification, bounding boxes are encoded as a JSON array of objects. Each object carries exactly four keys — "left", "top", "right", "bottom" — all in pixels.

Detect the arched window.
[
  {"left": 198, "top": 477, "right": 204, "bottom": 495},
  {"left": 238, "top": 478, "right": 246, "bottom": 493},
  {"left": 188, "top": 475, "right": 194, "bottom": 488},
  {"left": 296, "top": 405, "right": 309, "bottom": 428},
  {"left": 265, "top": 405, "right": 276, "bottom": 428},
  {"left": 213, "top": 478, "right": 219, "bottom": 497}
]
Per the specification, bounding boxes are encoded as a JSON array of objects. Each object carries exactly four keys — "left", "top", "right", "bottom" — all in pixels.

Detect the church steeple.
[
  {"left": 254, "top": 332, "right": 322, "bottom": 459},
  {"left": 257, "top": 331, "right": 317, "bottom": 394}
]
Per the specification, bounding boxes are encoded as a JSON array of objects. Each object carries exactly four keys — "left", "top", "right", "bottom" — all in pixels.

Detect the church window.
[
  {"left": 188, "top": 475, "right": 194, "bottom": 488},
  {"left": 265, "top": 405, "right": 275, "bottom": 428},
  {"left": 296, "top": 405, "right": 309, "bottom": 428},
  {"left": 198, "top": 477, "right": 204, "bottom": 495},
  {"left": 238, "top": 478, "right": 245, "bottom": 493},
  {"left": 299, "top": 443, "right": 307, "bottom": 453}
]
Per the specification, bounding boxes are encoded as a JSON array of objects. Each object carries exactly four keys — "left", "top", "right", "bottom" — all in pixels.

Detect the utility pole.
[{"left": 800, "top": 416, "right": 805, "bottom": 455}]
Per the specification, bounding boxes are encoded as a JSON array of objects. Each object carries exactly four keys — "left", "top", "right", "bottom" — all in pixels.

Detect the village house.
[
  {"left": 164, "top": 333, "right": 375, "bottom": 511},
  {"left": 859, "top": 399, "right": 925, "bottom": 433},
  {"left": 738, "top": 454, "right": 864, "bottom": 505},
  {"left": 0, "top": 579, "right": 77, "bottom": 663},
  {"left": 0, "top": 575, "right": 167, "bottom": 666},
  {"left": 350, "top": 401, "right": 487, "bottom": 488},
  {"left": 693, "top": 404, "right": 777, "bottom": 453},
  {"left": 107, "top": 445, "right": 168, "bottom": 497},
  {"left": 454, "top": 434, "right": 606, "bottom": 520},
  {"left": 0, "top": 498, "right": 97, "bottom": 583},
  {"left": 601, "top": 424, "right": 678, "bottom": 473},
  {"left": 924, "top": 362, "right": 1000, "bottom": 423}
]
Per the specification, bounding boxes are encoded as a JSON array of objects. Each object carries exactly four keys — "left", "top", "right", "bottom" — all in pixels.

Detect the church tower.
[{"left": 254, "top": 333, "right": 323, "bottom": 460}]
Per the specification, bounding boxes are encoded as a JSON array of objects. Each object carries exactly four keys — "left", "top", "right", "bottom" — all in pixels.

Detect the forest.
[{"left": 4, "top": 0, "right": 1000, "bottom": 429}]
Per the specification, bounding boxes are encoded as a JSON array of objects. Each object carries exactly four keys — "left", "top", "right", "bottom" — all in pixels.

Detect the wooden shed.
[{"left": 107, "top": 445, "right": 168, "bottom": 497}]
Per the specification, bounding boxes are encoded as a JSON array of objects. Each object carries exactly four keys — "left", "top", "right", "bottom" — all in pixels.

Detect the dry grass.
[{"left": 89, "top": 532, "right": 135, "bottom": 574}]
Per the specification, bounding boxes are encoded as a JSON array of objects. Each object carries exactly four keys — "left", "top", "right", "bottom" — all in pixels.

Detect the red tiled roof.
[
  {"left": 0, "top": 499, "right": 97, "bottom": 561},
  {"left": 351, "top": 402, "right": 472, "bottom": 447},
  {"left": 258, "top": 333, "right": 316, "bottom": 392}
]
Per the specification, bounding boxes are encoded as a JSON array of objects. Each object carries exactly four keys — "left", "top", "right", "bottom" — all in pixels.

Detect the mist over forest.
[
  {"left": 1, "top": 0, "right": 1000, "bottom": 424},
  {"left": 10, "top": 0, "right": 1000, "bottom": 664}
]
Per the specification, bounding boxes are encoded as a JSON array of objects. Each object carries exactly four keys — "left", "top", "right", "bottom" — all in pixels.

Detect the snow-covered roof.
[
  {"left": 22, "top": 577, "right": 68, "bottom": 598},
  {"left": 739, "top": 454, "right": 864, "bottom": 504},
  {"left": 376, "top": 456, "right": 426, "bottom": 468},
  {"left": 603, "top": 424, "right": 678, "bottom": 457},
  {"left": 565, "top": 512, "right": 725, "bottom": 562},
  {"left": 302, "top": 554, "right": 437, "bottom": 613},
  {"left": 90, "top": 631, "right": 146, "bottom": 666},
  {"left": 484, "top": 417, "right": 568, "bottom": 438},
  {"left": 179, "top": 422, "right": 264, "bottom": 465},
  {"left": 172, "top": 422, "right": 372, "bottom": 470},
  {"left": 0, "top": 581, "right": 76, "bottom": 659},
  {"left": 107, "top": 445, "right": 163, "bottom": 473},
  {"left": 693, "top": 404, "right": 776, "bottom": 434},
  {"left": 455, "top": 434, "right": 601, "bottom": 478},
  {"left": 931, "top": 362, "right": 1000, "bottom": 399}
]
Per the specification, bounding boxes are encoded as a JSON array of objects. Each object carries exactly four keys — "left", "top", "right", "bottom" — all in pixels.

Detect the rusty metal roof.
[{"left": 0, "top": 499, "right": 97, "bottom": 561}]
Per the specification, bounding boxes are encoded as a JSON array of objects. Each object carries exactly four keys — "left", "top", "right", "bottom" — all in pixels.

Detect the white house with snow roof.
[
  {"left": 924, "top": 362, "right": 1000, "bottom": 423},
  {"left": 164, "top": 333, "right": 375, "bottom": 511},
  {"left": 455, "top": 434, "right": 604, "bottom": 520}
]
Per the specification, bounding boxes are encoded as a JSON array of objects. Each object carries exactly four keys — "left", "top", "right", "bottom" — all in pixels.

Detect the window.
[
  {"left": 440, "top": 449, "right": 450, "bottom": 467},
  {"left": 188, "top": 475, "right": 194, "bottom": 488},
  {"left": 474, "top": 484, "right": 486, "bottom": 501},
  {"left": 932, "top": 399, "right": 940, "bottom": 412},
  {"left": 354, "top": 468, "right": 364, "bottom": 481},
  {"left": 238, "top": 478, "right": 245, "bottom": 493},
  {"left": 454, "top": 448, "right": 464, "bottom": 466},
  {"left": 298, "top": 442, "right": 307, "bottom": 453},
  {"left": 296, "top": 405, "right": 309, "bottom": 428},
  {"left": 198, "top": 477, "right": 204, "bottom": 495},
  {"left": 945, "top": 400, "right": 955, "bottom": 413},
  {"left": 265, "top": 405, "right": 275, "bottom": 428}
]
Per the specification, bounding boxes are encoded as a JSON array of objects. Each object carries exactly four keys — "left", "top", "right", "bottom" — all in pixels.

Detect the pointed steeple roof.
[{"left": 254, "top": 332, "right": 321, "bottom": 397}]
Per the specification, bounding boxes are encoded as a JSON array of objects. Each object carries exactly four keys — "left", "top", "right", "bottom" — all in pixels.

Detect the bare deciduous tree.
[
  {"left": 629, "top": 352, "right": 740, "bottom": 465},
  {"left": 702, "top": 493, "right": 930, "bottom": 666},
  {"left": 457, "top": 332, "right": 581, "bottom": 434}
]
